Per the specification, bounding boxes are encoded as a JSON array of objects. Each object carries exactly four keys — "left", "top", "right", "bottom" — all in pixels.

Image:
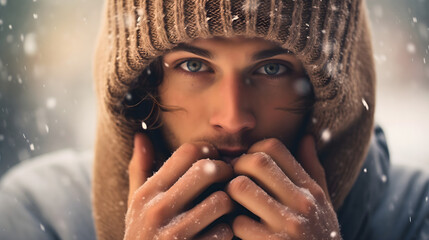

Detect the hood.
[{"left": 92, "top": 0, "right": 376, "bottom": 239}]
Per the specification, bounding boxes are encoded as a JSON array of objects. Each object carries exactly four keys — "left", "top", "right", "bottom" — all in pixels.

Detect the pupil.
[
  {"left": 187, "top": 61, "right": 202, "bottom": 72},
  {"left": 264, "top": 64, "right": 279, "bottom": 75}
]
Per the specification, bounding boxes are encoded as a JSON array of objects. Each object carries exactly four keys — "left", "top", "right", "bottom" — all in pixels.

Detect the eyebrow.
[
  {"left": 171, "top": 43, "right": 213, "bottom": 59},
  {"left": 170, "top": 43, "right": 292, "bottom": 60},
  {"left": 252, "top": 47, "right": 293, "bottom": 60}
]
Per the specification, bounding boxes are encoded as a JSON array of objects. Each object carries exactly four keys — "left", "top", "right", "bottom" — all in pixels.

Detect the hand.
[
  {"left": 124, "top": 133, "right": 235, "bottom": 240},
  {"left": 226, "top": 136, "right": 341, "bottom": 240}
]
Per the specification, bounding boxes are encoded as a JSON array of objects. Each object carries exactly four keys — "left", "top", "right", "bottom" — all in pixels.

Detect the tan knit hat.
[{"left": 92, "top": 0, "right": 375, "bottom": 239}]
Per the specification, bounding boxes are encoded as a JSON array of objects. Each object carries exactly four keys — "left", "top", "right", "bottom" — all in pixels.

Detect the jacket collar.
[{"left": 337, "top": 126, "right": 390, "bottom": 239}]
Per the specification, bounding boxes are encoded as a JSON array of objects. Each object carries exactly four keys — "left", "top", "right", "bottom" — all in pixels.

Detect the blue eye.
[
  {"left": 179, "top": 60, "right": 209, "bottom": 72},
  {"left": 256, "top": 63, "right": 288, "bottom": 75}
]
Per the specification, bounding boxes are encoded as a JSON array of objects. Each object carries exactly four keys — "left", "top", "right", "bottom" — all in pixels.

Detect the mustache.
[{"left": 193, "top": 134, "right": 257, "bottom": 151}]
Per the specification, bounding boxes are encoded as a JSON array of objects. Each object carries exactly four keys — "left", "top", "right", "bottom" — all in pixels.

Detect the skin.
[{"left": 124, "top": 37, "right": 341, "bottom": 240}]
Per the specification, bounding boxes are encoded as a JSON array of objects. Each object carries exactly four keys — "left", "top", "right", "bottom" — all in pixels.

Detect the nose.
[{"left": 209, "top": 73, "right": 256, "bottom": 134}]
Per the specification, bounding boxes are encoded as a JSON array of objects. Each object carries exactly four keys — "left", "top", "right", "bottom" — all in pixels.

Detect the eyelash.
[
  {"left": 253, "top": 62, "right": 290, "bottom": 76},
  {"left": 175, "top": 59, "right": 292, "bottom": 76},
  {"left": 176, "top": 59, "right": 212, "bottom": 73}
]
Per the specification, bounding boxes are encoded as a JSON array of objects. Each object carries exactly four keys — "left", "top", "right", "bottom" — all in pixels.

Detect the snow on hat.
[{"left": 92, "top": 0, "right": 375, "bottom": 239}]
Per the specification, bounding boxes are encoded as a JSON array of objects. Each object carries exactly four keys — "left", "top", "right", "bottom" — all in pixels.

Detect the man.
[{"left": 1, "top": 0, "right": 428, "bottom": 239}]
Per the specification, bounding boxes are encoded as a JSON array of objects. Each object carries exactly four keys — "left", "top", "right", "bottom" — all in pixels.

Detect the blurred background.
[{"left": 0, "top": 0, "right": 428, "bottom": 177}]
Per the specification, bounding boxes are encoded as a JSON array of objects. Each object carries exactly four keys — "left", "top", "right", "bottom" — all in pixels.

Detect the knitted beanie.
[{"left": 92, "top": 0, "right": 375, "bottom": 239}]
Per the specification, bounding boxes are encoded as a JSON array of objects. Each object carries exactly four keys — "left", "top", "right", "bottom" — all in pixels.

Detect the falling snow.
[
  {"left": 141, "top": 121, "right": 147, "bottom": 130},
  {"left": 0, "top": 134, "right": 4, "bottom": 141},
  {"left": 33, "top": 13, "right": 38, "bottom": 19},
  {"left": 381, "top": 175, "right": 387, "bottom": 183},
  {"left": 40, "top": 223, "right": 45, "bottom": 232},
  {"left": 29, "top": 144, "right": 35, "bottom": 151},
  {"left": 363, "top": 168, "right": 368, "bottom": 173},
  {"left": 125, "top": 93, "right": 132, "bottom": 101},
  {"left": 321, "top": 129, "right": 331, "bottom": 142},
  {"left": 201, "top": 146, "right": 209, "bottom": 154},
  {"left": 330, "top": 231, "right": 337, "bottom": 238},
  {"left": 293, "top": 78, "right": 311, "bottom": 96},
  {"left": 203, "top": 161, "right": 216, "bottom": 175},
  {"left": 0, "top": 0, "right": 7, "bottom": 6},
  {"left": 46, "top": 97, "right": 57, "bottom": 109},
  {"left": 312, "top": 118, "right": 317, "bottom": 124},
  {"left": 24, "top": 33, "right": 37, "bottom": 56},
  {"left": 362, "top": 98, "right": 369, "bottom": 111},
  {"left": 406, "top": 43, "right": 416, "bottom": 54}
]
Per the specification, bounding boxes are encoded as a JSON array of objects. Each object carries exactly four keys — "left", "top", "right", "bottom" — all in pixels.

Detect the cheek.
[
  {"left": 159, "top": 87, "right": 208, "bottom": 144},
  {"left": 258, "top": 106, "right": 303, "bottom": 132},
  {"left": 254, "top": 94, "right": 306, "bottom": 141}
]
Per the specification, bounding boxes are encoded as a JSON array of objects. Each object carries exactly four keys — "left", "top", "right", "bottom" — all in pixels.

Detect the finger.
[
  {"left": 160, "top": 191, "right": 234, "bottom": 239},
  {"left": 226, "top": 176, "right": 295, "bottom": 230},
  {"left": 143, "top": 142, "right": 219, "bottom": 194},
  {"left": 232, "top": 215, "right": 278, "bottom": 240},
  {"left": 195, "top": 223, "right": 233, "bottom": 240},
  {"left": 297, "top": 135, "right": 330, "bottom": 200},
  {"left": 128, "top": 133, "right": 155, "bottom": 206},
  {"left": 247, "top": 138, "right": 309, "bottom": 187},
  {"left": 233, "top": 152, "right": 315, "bottom": 213},
  {"left": 247, "top": 138, "right": 324, "bottom": 197},
  {"left": 162, "top": 159, "right": 233, "bottom": 215}
]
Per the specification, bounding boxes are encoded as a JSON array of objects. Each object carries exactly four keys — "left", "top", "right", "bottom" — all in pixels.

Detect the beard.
[{"left": 157, "top": 122, "right": 302, "bottom": 163}]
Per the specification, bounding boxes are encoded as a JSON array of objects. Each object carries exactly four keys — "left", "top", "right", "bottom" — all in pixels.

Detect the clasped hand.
[{"left": 124, "top": 134, "right": 341, "bottom": 240}]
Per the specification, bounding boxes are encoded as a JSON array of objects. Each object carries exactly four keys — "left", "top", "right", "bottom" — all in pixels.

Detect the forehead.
[{"left": 165, "top": 37, "right": 292, "bottom": 61}]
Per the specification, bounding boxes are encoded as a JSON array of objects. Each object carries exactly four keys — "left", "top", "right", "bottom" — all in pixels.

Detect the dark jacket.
[{"left": 0, "top": 126, "right": 428, "bottom": 240}]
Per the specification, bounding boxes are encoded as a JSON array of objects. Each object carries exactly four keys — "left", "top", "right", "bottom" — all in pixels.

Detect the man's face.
[{"left": 158, "top": 37, "right": 311, "bottom": 160}]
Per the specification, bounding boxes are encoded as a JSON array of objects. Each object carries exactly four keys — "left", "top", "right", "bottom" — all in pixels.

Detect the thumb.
[
  {"left": 128, "top": 133, "right": 154, "bottom": 206},
  {"left": 297, "top": 135, "right": 330, "bottom": 200}
]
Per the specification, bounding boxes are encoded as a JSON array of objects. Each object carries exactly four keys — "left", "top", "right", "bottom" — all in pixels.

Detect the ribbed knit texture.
[{"left": 92, "top": 0, "right": 375, "bottom": 239}]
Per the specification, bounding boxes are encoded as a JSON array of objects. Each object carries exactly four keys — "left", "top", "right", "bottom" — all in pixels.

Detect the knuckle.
[
  {"left": 228, "top": 176, "right": 252, "bottom": 194},
  {"left": 311, "top": 185, "right": 326, "bottom": 202},
  {"left": 210, "top": 190, "right": 229, "bottom": 202},
  {"left": 296, "top": 195, "right": 317, "bottom": 215},
  {"left": 286, "top": 218, "right": 305, "bottom": 238},
  {"left": 210, "top": 191, "right": 233, "bottom": 210},
  {"left": 145, "top": 199, "right": 168, "bottom": 225},
  {"left": 202, "top": 191, "right": 234, "bottom": 216},
  {"left": 248, "top": 152, "right": 272, "bottom": 169},
  {"left": 157, "top": 229, "right": 180, "bottom": 240},
  {"left": 257, "top": 138, "right": 285, "bottom": 153},
  {"left": 214, "top": 223, "right": 233, "bottom": 240}
]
